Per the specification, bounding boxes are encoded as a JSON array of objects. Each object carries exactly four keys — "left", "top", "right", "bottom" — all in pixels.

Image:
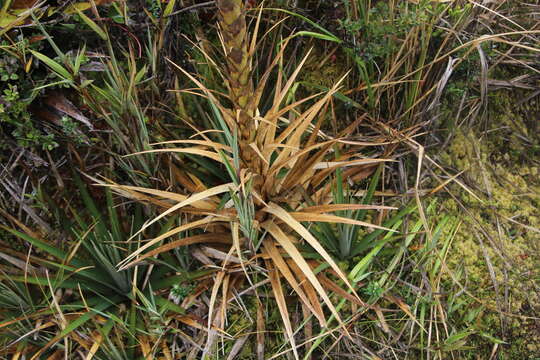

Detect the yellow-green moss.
[
  {"left": 301, "top": 48, "right": 348, "bottom": 89},
  {"left": 436, "top": 89, "right": 540, "bottom": 358}
]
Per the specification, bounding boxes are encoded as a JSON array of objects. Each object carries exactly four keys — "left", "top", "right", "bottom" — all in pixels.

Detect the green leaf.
[
  {"left": 73, "top": 43, "right": 86, "bottom": 75},
  {"left": 75, "top": 8, "right": 108, "bottom": 40},
  {"left": 479, "top": 332, "right": 507, "bottom": 344},
  {"left": 109, "top": 3, "right": 126, "bottom": 24},
  {"left": 289, "top": 30, "right": 342, "bottom": 43},
  {"left": 30, "top": 50, "right": 73, "bottom": 80},
  {"left": 106, "top": 188, "right": 122, "bottom": 242},
  {"left": 64, "top": 3, "right": 92, "bottom": 14},
  {"left": 134, "top": 65, "right": 147, "bottom": 84},
  {"left": 38, "top": 295, "right": 122, "bottom": 356},
  {"left": 184, "top": 153, "right": 225, "bottom": 181},
  {"left": 220, "top": 150, "right": 239, "bottom": 184},
  {"left": 163, "top": 0, "right": 176, "bottom": 17},
  {"left": 156, "top": 295, "right": 185, "bottom": 314},
  {"left": 32, "top": 79, "right": 73, "bottom": 92},
  {"left": 349, "top": 220, "right": 403, "bottom": 282},
  {"left": 442, "top": 329, "right": 474, "bottom": 351},
  {"left": 268, "top": 8, "right": 339, "bottom": 39},
  {"left": 208, "top": 98, "right": 232, "bottom": 145},
  {"left": 351, "top": 203, "right": 415, "bottom": 256},
  {"left": 0, "top": 13, "right": 20, "bottom": 30},
  {"left": 153, "top": 271, "right": 212, "bottom": 290},
  {"left": 0, "top": 226, "right": 88, "bottom": 267},
  {"left": 0, "top": 274, "right": 105, "bottom": 292},
  {"left": 73, "top": 172, "right": 107, "bottom": 235}
]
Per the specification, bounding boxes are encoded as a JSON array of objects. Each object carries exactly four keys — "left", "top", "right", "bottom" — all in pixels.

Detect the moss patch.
[{"left": 435, "top": 89, "right": 540, "bottom": 358}]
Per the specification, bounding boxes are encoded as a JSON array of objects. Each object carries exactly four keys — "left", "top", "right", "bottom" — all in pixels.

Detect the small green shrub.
[{"left": 0, "top": 39, "right": 58, "bottom": 152}]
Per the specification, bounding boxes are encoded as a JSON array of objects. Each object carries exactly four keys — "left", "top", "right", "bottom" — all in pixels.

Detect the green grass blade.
[
  {"left": 76, "top": 8, "right": 108, "bottom": 40},
  {"left": 30, "top": 50, "right": 72, "bottom": 80}
]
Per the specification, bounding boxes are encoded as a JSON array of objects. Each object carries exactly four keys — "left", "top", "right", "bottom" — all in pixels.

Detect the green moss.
[
  {"left": 436, "top": 89, "right": 540, "bottom": 358},
  {"left": 300, "top": 48, "right": 348, "bottom": 89}
]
